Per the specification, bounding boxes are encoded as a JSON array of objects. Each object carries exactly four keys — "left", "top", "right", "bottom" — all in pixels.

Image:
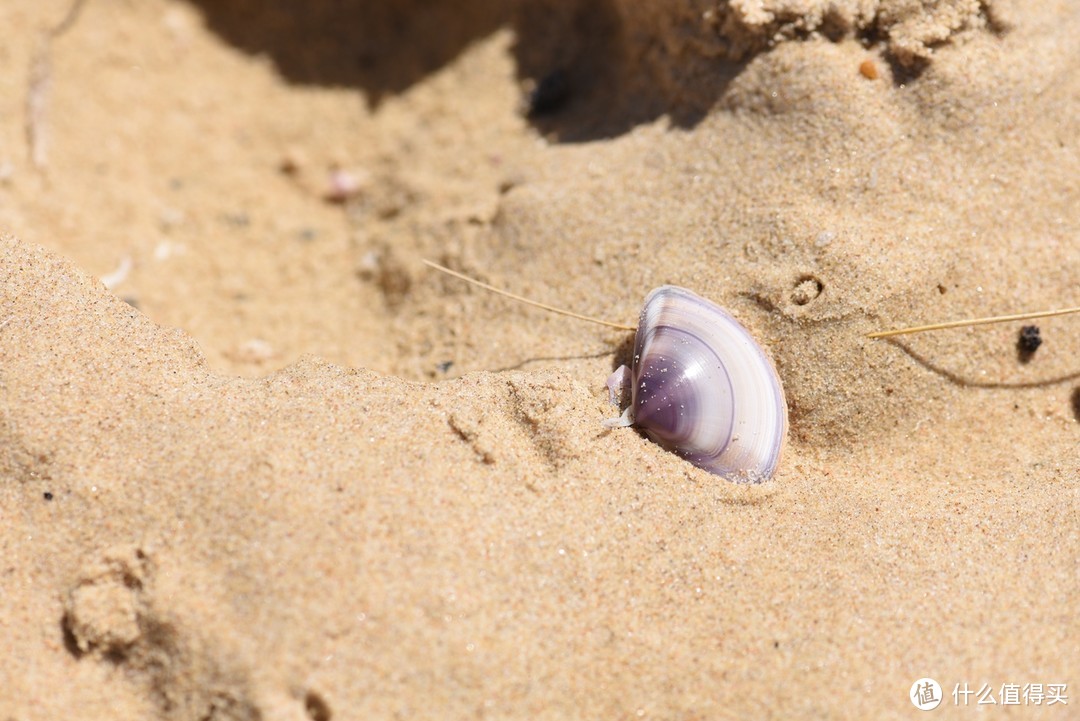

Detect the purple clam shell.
[{"left": 629, "top": 286, "right": 787, "bottom": 482}]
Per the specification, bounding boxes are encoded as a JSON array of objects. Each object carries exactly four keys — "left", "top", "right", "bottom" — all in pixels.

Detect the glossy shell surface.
[{"left": 623, "top": 285, "right": 787, "bottom": 482}]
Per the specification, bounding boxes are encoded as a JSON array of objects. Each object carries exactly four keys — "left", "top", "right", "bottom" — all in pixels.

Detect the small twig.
[
  {"left": 422, "top": 259, "right": 635, "bottom": 331},
  {"left": 27, "top": 39, "right": 52, "bottom": 170},
  {"left": 26, "top": 0, "right": 91, "bottom": 170},
  {"left": 868, "top": 306, "right": 1080, "bottom": 339},
  {"left": 50, "top": 0, "right": 90, "bottom": 38}
]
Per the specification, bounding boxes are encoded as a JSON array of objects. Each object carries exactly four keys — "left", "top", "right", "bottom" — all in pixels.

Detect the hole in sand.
[
  {"left": 791, "top": 275, "right": 823, "bottom": 306},
  {"left": 60, "top": 613, "right": 84, "bottom": 659}
]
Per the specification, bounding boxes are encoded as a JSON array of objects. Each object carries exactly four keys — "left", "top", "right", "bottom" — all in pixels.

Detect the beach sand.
[{"left": 1, "top": 1, "right": 1078, "bottom": 718}]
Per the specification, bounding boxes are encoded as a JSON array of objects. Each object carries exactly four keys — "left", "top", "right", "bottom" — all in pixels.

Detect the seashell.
[
  {"left": 418, "top": 261, "right": 788, "bottom": 482},
  {"left": 603, "top": 286, "right": 787, "bottom": 483}
]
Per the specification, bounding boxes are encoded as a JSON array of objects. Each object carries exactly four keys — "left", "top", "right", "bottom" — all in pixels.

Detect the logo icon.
[{"left": 911, "top": 678, "right": 943, "bottom": 710}]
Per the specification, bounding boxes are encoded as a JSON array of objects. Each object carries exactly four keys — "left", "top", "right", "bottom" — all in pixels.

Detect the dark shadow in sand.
[
  {"left": 888, "top": 339, "right": 1080, "bottom": 389},
  {"left": 184, "top": 0, "right": 743, "bottom": 141},
  {"left": 186, "top": 0, "right": 510, "bottom": 106}
]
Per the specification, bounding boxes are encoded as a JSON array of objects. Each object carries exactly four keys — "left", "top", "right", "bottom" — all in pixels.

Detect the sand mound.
[{"left": 711, "top": 0, "right": 1013, "bottom": 64}]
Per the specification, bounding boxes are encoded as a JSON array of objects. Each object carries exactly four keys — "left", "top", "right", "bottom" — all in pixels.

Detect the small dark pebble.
[
  {"left": 527, "top": 69, "right": 570, "bottom": 117},
  {"left": 436, "top": 360, "right": 454, "bottom": 373},
  {"left": 304, "top": 690, "right": 332, "bottom": 721},
  {"left": 1018, "top": 325, "right": 1042, "bottom": 354},
  {"left": 43, "top": 492, "right": 53, "bottom": 501}
]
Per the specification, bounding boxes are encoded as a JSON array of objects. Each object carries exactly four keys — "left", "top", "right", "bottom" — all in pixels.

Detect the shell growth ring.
[{"left": 604, "top": 286, "right": 787, "bottom": 483}]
